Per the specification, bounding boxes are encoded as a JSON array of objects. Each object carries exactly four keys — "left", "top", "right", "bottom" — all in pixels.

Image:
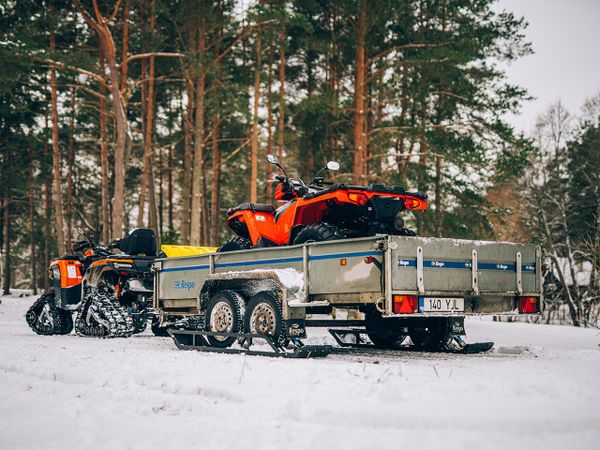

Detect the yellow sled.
[{"left": 160, "top": 245, "right": 217, "bottom": 258}]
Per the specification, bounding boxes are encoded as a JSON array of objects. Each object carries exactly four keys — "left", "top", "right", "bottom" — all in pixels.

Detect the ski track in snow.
[{"left": 1, "top": 294, "right": 599, "bottom": 450}]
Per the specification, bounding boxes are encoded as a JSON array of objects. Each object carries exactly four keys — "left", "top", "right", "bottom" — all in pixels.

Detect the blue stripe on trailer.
[
  {"left": 311, "top": 250, "right": 381, "bottom": 261},
  {"left": 397, "top": 259, "right": 417, "bottom": 267},
  {"left": 161, "top": 250, "right": 382, "bottom": 273},
  {"left": 424, "top": 260, "right": 472, "bottom": 269},
  {"left": 478, "top": 262, "right": 516, "bottom": 271},
  {"left": 216, "top": 256, "right": 304, "bottom": 268},
  {"left": 396, "top": 258, "right": 535, "bottom": 273},
  {"left": 161, "top": 264, "right": 210, "bottom": 273}
]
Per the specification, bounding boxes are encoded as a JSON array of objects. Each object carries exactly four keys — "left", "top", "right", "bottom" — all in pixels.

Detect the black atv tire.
[
  {"left": 25, "top": 290, "right": 74, "bottom": 336},
  {"left": 293, "top": 223, "right": 345, "bottom": 245},
  {"left": 243, "top": 291, "right": 287, "bottom": 348},
  {"left": 218, "top": 236, "right": 252, "bottom": 252},
  {"left": 204, "top": 290, "right": 245, "bottom": 348},
  {"left": 75, "top": 292, "right": 134, "bottom": 338}
]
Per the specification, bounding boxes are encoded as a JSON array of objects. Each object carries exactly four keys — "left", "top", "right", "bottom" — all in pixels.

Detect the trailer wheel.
[
  {"left": 365, "top": 310, "right": 407, "bottom": 348},
  {"left": 204, "top": 290, "right": 245, "bottom": 348},
  {"left": 218, "top": 236, "right": 252, "bottom": 252},
  {"left": 244, "top": 291, "right": 286, "bottom": 347},
  {"left": 409, "top": 318, "right": 450, "bottom": 350}
]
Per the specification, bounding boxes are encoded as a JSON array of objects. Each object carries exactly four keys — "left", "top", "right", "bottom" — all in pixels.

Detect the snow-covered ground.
[{"left": 1, "top": 294, "right": 599, "bottom": 450}]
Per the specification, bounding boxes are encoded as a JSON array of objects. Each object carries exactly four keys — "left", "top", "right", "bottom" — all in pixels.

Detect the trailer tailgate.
[{"left": 390, "top": 236, "right": 540, "bottom": 295}]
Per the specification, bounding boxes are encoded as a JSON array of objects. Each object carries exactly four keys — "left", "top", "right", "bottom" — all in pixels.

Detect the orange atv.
[{"left": 219, "top": 154, "right": 427, "bottom": 251}]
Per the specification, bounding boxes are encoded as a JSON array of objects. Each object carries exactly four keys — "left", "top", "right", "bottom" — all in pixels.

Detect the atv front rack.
[{"left": 168, "top": 329, "right": 332, "bottom": 359}]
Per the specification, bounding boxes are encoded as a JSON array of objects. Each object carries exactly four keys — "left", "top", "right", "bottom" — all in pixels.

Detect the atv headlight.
[{"left": 394, "top": 214, "right": 405, "bottom": 231}]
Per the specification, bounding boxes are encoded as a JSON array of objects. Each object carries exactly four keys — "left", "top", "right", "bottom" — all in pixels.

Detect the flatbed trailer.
[{"left": 153, "top": 235, "right": 542, "bottom": 355}]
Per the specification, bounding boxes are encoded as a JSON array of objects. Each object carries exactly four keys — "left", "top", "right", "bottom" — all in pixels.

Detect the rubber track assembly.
[
  {"left": 75, "top": 292, "right": 134, "bottom": 338},
  {"left": 25, "top": 290, "right": 73, "bottom": 336}
]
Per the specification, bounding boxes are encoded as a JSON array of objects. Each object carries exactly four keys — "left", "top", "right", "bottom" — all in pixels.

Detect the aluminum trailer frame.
[{"left": 153, "top": 235, "right": 542, "bottom": 328}]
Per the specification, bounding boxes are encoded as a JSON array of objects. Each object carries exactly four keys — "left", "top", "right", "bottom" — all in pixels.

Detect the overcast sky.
[{"left": 495, "top": 0, "right": 600, "bottom": 133}]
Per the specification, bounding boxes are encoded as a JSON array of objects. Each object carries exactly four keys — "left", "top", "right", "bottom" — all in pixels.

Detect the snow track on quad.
[
  {"left": 25, "top": 290, "right": 73, "bottom": 336},
  {"left": 75, "top": 292, "right": 134, "bottom": 338}
]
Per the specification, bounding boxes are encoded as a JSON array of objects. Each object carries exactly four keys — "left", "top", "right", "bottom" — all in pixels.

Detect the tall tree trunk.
[
  {"left": 137, "top": 56, "right": 148, "bottom": 227},
  {"left": 28, "top": 151, "right": 37, "bottom": 295},
  {"left": 2, "top": 204, "right": 10, "bottom": 294},
  {"left": 179, "top": 80, "right": 194, "bottom": 244},
  {"left": 190, "top": 12, "right": 206, "bottom": 246},
  {"left": 167, "top": 143, "right": 173, "bottom": 231},
  {"left": 50, "top": 30, "right": 65, "bottom": 255},
  {"left": 210, "top": 114, "right": 221, "bottom": 246},
  {"left": 250, "top": 33, "right": 261, "bottom": 203},
  {"left": 66, "top": 88, "right": 76, "bottom": 247},
  {"left": 43, "top": 123, "right": 50, "bottom": 290},
  {"left": 143, "top": 53, "right": 158, "bottom": 236},
  {"left": 434, "top": 155, "right": 443, "bottom": 236},
  {"left": 158, "top": 139, "right": 164, "bottom": 238},
  {"left": 352, "top": 2, "right": 368, "bottom": 184},
  {"left": 278, "top": 25, "right": 285, "bottom": 160},
  {"left": 416, "top": 137, "right": 428, "bottom": 233},
  {"left": 99, "top": 53, "right": 111, "bottom": 244},
  {"left": 327, "top": 7, "right": 339, "bottom": 162},
  {"left": 120, "top": 0, "right": 130, "bottom": 94},
  {"left": 265, "top": 44, "right": 274, "bottom": 200}
]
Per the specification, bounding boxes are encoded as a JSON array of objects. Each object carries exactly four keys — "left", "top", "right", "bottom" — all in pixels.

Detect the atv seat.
[
  {"left": 227, "top": 202, "right": 275, "bottom": 216},
  {"left": 114, "top": 228, "right": 157, "bottom": 256}
]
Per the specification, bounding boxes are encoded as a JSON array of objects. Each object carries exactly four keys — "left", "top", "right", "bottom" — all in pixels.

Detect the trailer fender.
[{"left": 198, "top": 268, "right": 307, "bottom": 322}]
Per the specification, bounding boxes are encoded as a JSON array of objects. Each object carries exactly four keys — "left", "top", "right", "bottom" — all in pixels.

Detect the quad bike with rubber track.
[{"left": 26, "top": 228, "right": 159, "bottom": 338}]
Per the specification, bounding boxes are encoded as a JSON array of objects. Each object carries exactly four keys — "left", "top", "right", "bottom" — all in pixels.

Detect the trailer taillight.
[
  {"left": 392, "top": 295, "right": 417, "bottom": 314},
  {"left": 517, "top": 296, "right": 539, "bottom": 314}
]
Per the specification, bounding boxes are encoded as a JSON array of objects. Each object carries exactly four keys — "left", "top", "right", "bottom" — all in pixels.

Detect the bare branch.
[
  {"left": 124, "top": 52, "right": 185, "bottom": 65},
  {"left": 107, "top": 0, "right": 123, "bottom": 25},
  {"left": 73, "top": 0, "right": 102, "bottom": 34},
  {"left": 38, "top": 58, "right": 108, "bottom": 88}
]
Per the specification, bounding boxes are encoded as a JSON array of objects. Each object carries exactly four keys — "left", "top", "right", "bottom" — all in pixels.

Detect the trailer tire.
[
  {"left": 293, "top": 223, "right": 345, "bottom": 244},
  {"left": 365, "top": 310, "right": 407, "bottom": 348},
  {"left": 244, "top": 291, "right": 286, "bottom": 348},
  {"left": 409, "top": 318, "right": 451, "bottom": 350},
  {"left": 204, "top": 290, "right": 245, "bottom": 348},
  {"left": 218, "top": 236, "right": 252, "bottom": 252}
]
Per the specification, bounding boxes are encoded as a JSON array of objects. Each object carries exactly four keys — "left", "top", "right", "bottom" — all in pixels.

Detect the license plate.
[{"left": 419, "top": 297, "right": 464, "bottom": 312}]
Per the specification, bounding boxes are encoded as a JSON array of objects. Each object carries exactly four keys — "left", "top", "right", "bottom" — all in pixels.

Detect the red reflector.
[
  {"left": 364, "top": 256, "right": 373, "bottom": 264},
  {"left": 392, "top": 295, "right": 417, "bottom": 314},
  {"left": 517, "top": 296, "right": 539, "bottom": 314},
  {"left": 404, "top": 198, "right": 424, "bottom": 210},
  {"left": 348, "top": 192, "right": 368, "bottom": 205}
]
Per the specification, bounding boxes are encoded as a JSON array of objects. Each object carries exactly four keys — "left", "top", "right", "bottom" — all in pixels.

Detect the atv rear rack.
[{"left": 168, "top": 329, "right": 332, "bottom": 359}]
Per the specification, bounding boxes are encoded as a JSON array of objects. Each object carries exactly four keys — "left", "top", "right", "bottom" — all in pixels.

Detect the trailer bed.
[{"left": 153, "top": 235, "right": 541, "bottom": 319}]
